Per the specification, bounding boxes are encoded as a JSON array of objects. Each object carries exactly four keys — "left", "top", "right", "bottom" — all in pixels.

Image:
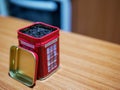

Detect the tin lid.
[{"left": 9, "top": 46, "right": 38, "bottom": 87}]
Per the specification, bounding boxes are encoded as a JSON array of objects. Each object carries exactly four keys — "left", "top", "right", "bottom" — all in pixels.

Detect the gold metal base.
[{"left": 9, "top": 46, "right": 37, "bottom": 87}]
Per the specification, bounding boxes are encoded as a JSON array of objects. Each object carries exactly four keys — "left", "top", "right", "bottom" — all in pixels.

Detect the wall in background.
[{"left": 72, "top": 0, "right": 120, "bottom": 44}]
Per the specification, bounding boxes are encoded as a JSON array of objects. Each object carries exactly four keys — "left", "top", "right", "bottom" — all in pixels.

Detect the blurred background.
[{"left": 0, "top": 0, "right": 120, "bottom": 44}]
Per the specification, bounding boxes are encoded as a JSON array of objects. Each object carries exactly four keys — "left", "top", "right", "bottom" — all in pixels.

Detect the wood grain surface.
[{"left": 0, "top": 16, "right": 120, "bottom": 90}]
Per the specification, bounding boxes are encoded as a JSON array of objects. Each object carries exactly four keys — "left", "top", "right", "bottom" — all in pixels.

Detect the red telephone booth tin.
[{"left": 9, "top": 22, "right": 60, "bottom": 87}]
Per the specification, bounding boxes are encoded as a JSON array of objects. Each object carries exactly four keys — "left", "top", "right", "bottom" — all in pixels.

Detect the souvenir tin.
[{"left": 9, "top": 22, "right": 60, "bottom": 87}]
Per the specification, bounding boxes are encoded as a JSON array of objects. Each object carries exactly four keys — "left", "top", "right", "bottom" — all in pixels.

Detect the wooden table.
[{"left": 0, "top": 16, "right": 120, "bottom": 90}]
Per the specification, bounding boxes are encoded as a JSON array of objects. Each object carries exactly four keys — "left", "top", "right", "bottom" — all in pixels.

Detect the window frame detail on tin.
[{"left": 46, "top": 43, "right": 57, "bottom": 72}]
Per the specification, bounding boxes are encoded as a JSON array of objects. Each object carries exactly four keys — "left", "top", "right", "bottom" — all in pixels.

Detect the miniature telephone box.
[{"left": 9, "top": 22, "right": 60, "bottom": 87}]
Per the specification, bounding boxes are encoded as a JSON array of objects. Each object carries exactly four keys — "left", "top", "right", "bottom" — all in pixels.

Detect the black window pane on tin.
[{"left": 8, "top": 1, "right": 60, "bottom": 28}]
